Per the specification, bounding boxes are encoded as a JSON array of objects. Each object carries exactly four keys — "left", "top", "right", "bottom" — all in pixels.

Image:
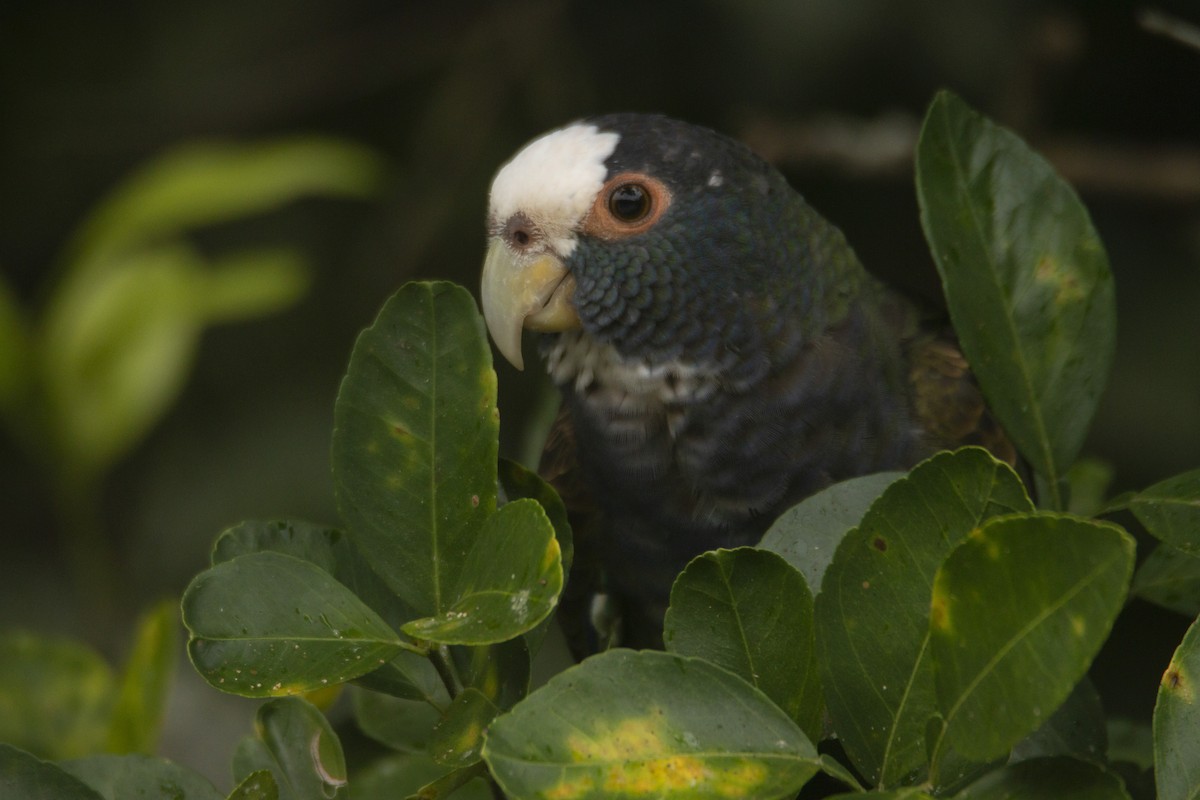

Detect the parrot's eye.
[
  {"left": 608, "top": 183, "right": 652, "bottom": 222},
  {"left": 585, "top": 172, "right": 670, "bottom": 239}
]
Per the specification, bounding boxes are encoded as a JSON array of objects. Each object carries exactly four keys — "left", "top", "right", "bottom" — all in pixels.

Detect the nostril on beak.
[{"left": 505, "top": 213, "right": 537, "bottom": 249}]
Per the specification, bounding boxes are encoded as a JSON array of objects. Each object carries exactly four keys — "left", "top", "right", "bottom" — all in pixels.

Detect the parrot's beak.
[{"left": 480, "top": 238, "right": 580, "bottom": 370}]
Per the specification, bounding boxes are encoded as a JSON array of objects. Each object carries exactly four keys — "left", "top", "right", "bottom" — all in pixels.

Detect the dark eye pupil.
[{"left": 609, "top": 184, "right": 650, "bottom": 222}]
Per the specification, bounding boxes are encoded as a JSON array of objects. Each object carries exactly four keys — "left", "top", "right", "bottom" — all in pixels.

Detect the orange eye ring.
[{"left": 584, "top": 172, "right": 671, "bottom": 239}]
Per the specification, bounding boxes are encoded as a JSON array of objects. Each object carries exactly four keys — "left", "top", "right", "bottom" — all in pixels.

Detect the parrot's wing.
[
  {"left": 538, "top": 404, "right": 619, "bottom": 658},
  {"left": 906, "top": 331, "right": 1020, "bottom": 468}
]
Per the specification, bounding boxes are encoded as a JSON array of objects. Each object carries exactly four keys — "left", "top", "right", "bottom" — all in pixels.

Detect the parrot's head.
[{"left": 481, "top": 114, "right": 839, "bottom": 386}]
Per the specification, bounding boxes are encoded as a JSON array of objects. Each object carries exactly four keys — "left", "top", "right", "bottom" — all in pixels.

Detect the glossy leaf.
[
  {"left": 815, "top": 448, "right": 1032, "bottom": 786},
  {"left": 1155, "top": 615, "right": 1200, "bottom": 800},
  {"left": 227, "top": 770, "right": 279, "bottom": 800},
  {"left": 212, "top": 519, "right": 417, "bottom": 632},
  {"left": 498, "top": 457, "right": 573, "bottom": 578},
  {"left": 60, "top": 754, "right": 222, "bottom": 800},
  {"left": 332, "top": 282, "right": 498, "bottom": 615},
  {"left": 244, "top": 698, "right": 347, "bottom": 800},
  {"left": 0, "top": 744, "right": 104, "bottom": 800},
  {"left": 1129, "top": 469, "right": 1200, "bottom": 553},
  {"left": 107, "top": 599, "right": 178, "bottom": 754},
  {"left": 927, "top": 515, "right": 1133, "bottom": 784},
  {"left": 67, "top": 138, "right": 380, "bottom": 269},
  {"left": 451, "top": 637, "right": 531, "bottom": 711},
  {"left": 953, "top": 757, "right": 1130, "bottom": 799},
  {"left": 182, "top": 551, "right": 409, "bottom": 696},
  {"left": 916, "top": 90, "right": 1115, "bottom": 508},
  {"left": 499, "top": 457, "right": 574, "bottom": 652},
  {"left": 0, "top": 631, "right": 115, "bottom": 758},
  {"left": 1132, "top": 543, "right": 1200, "bottom": 617},
  {"left": 1009, "top": 678, "right": 1106, "bottom": 766},
  {"left": 664, "top": 547, "right": 821, "bottom": 741},
  {"left": 759, "top": 471, "right": 903, "bottom": 594},
  {"left": 350, "top": 753, "right": 492, "bottom": 800},
  {"left": 429, "top": 688, "right": 499, "bottom": 768},
  {"left": 483, "top": 649, "right": 820, "bottom": 800},
  {"left": 401, "top": 498, "right": 562, "bottom": 645},
  {"left": 352, "top": 687, "right": 445, "bottom": 753}
]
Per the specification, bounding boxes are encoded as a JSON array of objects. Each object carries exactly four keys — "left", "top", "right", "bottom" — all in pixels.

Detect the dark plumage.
[{"left": 481, "top": 113, "right": 1014, "bottom": 652}]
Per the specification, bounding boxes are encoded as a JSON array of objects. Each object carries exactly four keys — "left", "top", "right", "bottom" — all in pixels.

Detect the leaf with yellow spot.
[
  {"left": 402, "top": 499, "right": 562, "bottom": 645},
  {"left": 927, "top": 514, "right": 1133, "bottom": 787},
  {"left": 483, "top": 649, "right": 819, "bottom": 799},
  {"left": 815, "top": 448, "right": 1031, "bottom": 787},
  {"left": 332, "top": 282, "right": 499, "bottom": 617},
  {"left": 916, "top": 90, "right": 1115, "bottom": 510},
  {"left": 1155, "top": 615, "right": 1200, "bottom": 800},
  {"left": 430, "top": 688, "right": 500, "bottom": 768}
]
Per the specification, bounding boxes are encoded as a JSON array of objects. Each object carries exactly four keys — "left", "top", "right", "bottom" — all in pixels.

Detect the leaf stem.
[{"left": 431, "top": 644, "right": 464, "bottom": 699}]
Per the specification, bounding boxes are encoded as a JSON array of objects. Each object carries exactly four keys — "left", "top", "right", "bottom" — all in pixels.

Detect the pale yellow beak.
[{"left": 480, "top": 239, "right": 580, "bottom": 370}]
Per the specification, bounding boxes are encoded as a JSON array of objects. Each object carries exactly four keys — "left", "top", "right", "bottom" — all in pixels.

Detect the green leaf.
[
  {"left": 401, "top": 499, "right": 562, "bottom": 645},
  {"left": 39, "top": 245, "right": 208, "bottom": 474},
  {"left": 952, "top": 757, "right": 1130, "bottom": 799},
  {"left": 0, "top": 744, "right": 105, "bottom": 800},
  {"left": 429, "top": 688, "right": 499, "bottom": 768},
  {"left": 349, "top": 753, "right": 491, "bottom": 800},
  {"left": 451, "top": 637, "right": 531, "bottom": 710},
  {"left": 333, "top": 282, "right": 498, "bottom": 615},
  {"left": 228, "top": 770, "right": 279, "bottom": 800},
  {"left": 1009, "top": 678, "right": 1106, "bottom": 766},
  {"left": 352, "top": 687, "right": 445, "bottom": 753},
  {"left": 106, "top": 599, "right": 178, "bottom": 754},
  {"left": 0, "top": 631, "right": 115, "bottom": 758},
  {"left": 1132, "top": 543, "right": 1200, "bottom": 617},
  {"left": 927, "top": 515, "right": 1133, "bottom": 784},
  {"left": 664, "top": 547, "right": 821, "bottom": 741},
  {"left": 212, "top": 519, "right": 418, "bottom": 632},
  {"left": 67, "top": 138, "right": 381, "bottom": 270},
  {"left": 759, "top": 471, "right": 903, "bottom": 594},
  {"left": 498, "top": 458, "right": 574, "bottom": 652},
  {"left": 815, "top": 448, "right": 1032, "bottom": 786},
  {"left": 1064, "top": 458, "right": 1115, "bottom": 518},
  {"left": 241, "top": 698, "right": 347, "bottom": 800},
  {"left": 60, "top": 754, "right": 222, "bottom": 800},
  {"left": 483, "top": 649, "right": 820, "bottom": 800},
  {"left": 182, "top": 551, "right": 410, "bottom": 696},
  {"left": 915, "top": 90, "right": 1115, "bottom": 509},
  {"left": 1129, "top": 469, "right": 1200, "bottom": 552},
  {"left": 498, "top": 457, "right": 573, "bottom": 578},
  {"left": 198, "top": 248, "right": 310, "bottom": 322},
  {"left": 1155, "top": 615, "right": 1200, "bottom": 800}
]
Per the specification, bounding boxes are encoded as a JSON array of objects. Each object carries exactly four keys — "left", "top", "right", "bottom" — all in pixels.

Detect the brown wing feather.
[
  {"left": 538, "top": 404, "right": 614, "bottom": 656},
  {"left": 906, "top": 330, "right": 1019, "bottom": 467}
]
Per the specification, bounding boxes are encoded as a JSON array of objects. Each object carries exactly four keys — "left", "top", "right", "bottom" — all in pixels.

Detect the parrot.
[{"left": 479, "top": 113, "right": 1015, "bottom": 653}]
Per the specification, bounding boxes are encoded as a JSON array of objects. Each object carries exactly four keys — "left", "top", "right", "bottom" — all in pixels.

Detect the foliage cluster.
[{"left": 4, "top": 93, "right": 1200, "bottom": 800}]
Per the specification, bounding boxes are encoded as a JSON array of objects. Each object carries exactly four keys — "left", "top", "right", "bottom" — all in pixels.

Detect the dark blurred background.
[{"left": 2, "top": 0, "right": 1198, "bottom": 784}]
